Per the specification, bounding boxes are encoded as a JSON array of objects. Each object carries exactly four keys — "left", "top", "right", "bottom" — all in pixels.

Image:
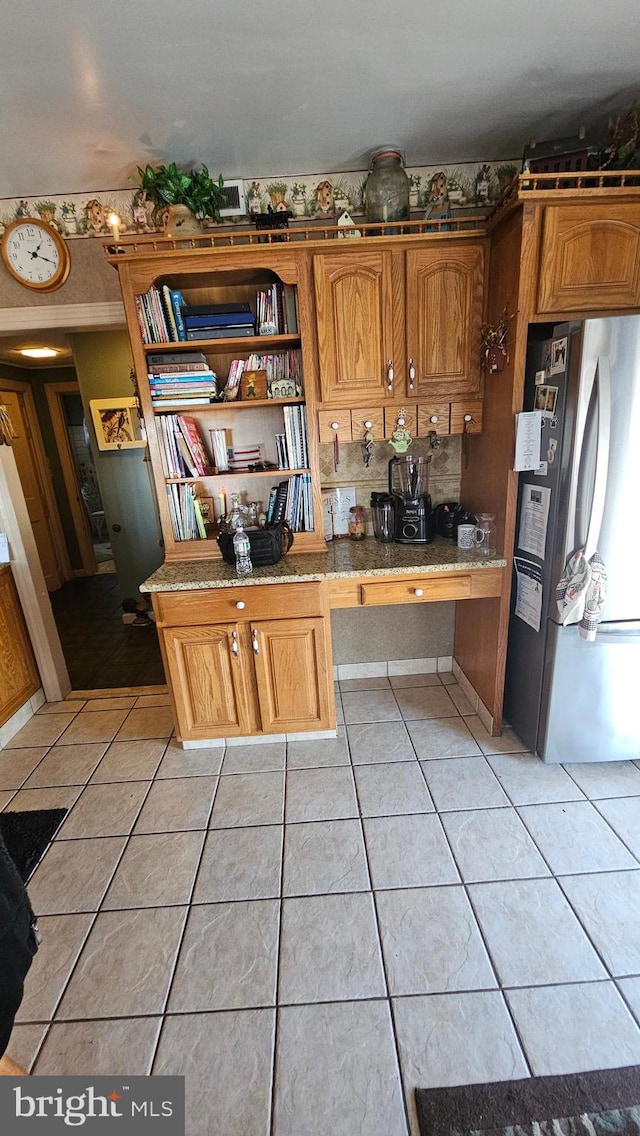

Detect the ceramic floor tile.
[
  {"left": 16, "top": 913, "right": 94, "bottom": 1022},
  {"left": 155, "top": 740, "right": 223, "bottom": 778},
  {"left": 209, "top": 770, "right": 284, "bottom": 828},
  {"left": 80, "top": 696, "right": 137, "bottom": 711},
  {"left": 518, "top": 801, "right": 638, "bottom": 874},
  {"left": 420, "top": 757, "right": 510, "bottom": 811},
  {"left": 56, "top": 710, "right": 130, "bottom": 746},
  {"left": 153, "top": 1010, "right": 275, "bottom": 1136},
  {"left": 286, "top": 730, "right": 350, "bottom": 769},
  {"left": 618, "top": 978, "right": 640, "bottom": 1026},
  {"left": 438, "top": 672, "right": 457, "bottom": 686},
  {"left": 102, "top": 830, "right": 206, "bottom": 909},
  {"left": 506, "top": 982, "right": 640, "bottom": 1075},
  {"left": 559, "top": 871, "right": 640, "bottom": 977},
  {"left": 486, "top": 753, "right": 585, "bottom": 805},
  {"left": 466, "top": 715, "right": 528, "bottom": 755},
  {"left": 7, "top": 714, "right": 78, "bottom": 749},
  {"left": 407, "top": 718, "right": 481, "bottom": 760},
  {"left": 389, "top": 673, "right": 443, "bottom": 689},
  {"left": 392, "top": 991, "right": 528, "bottom": 1131},
  {"left": 441, "top": 808, "right": 550, "bottom": 882},
  {"left": 168, "top": 900, "right": 278, "bottom": 1012},
  {"left": 6, "top": 1024, "right": 48, "bottom": 1072},
  {"left": 26, "top": 836, "right": 127, "bottom": 915},
  {"left": 394, "top": 686, "right": 459, "bottom": 721},
  {"left": 564, "top": 761, "right": 640, "bottom": 800},
  {"left": 22, "top": 743, "right": 107, "bottom": 788},
  {"left": 114, "top": 706, "right": 175, "bottom": 741},
  {"left": 468, "top": 878, "right": 606, "bottom": 986},
  {"left": 594, "top": 797, "right": 640, "bottom": 859},
  {"left": 57, "top": 906, "right": 187, "bottom": 1019},
  {"left": 91, "top": 738, "right": 167, "bottom": 782},
  {"left": 376, "top": 886, "right": 496, "bottom": 996},
  {"left": 57, "top": 780, "right": 150, "bottom": 839},
  {"left": 193, "top": 825, "right": 283, "bottom": 902},
  {"left": 134, "top": 693, "right": 172, "bottom": 707},
  {"left": 341, "top": 689, "right": 402, "bottom": 724},
  {"left": 35, "top": 1017, "right": 163, "bottom": 1075},
  {"left": 364, "top": 814, "right": 459, "bottom": 890},
  {"left": 274, "top": 1001, "right": 407, "bottom": 1136},
  {"left": 0, "top": 746, "right": 49, "bottom": 790},
  {"left": 221, "top": 741, "right": 285, "bottom": 774},
  {"left": 279, "top": 892, "right": 386, "bottom": 1003},
  {"left": 347, "top": 721, "right": 417, "bottom": 765},
  {"left": 6, "top": 785, "right": 83, "bottom": 814},
  {"left": 134, "top": 776, "right": 217, "bottom": 833},
  {"left": 282, "top": 818, "right": 369, "bottom": 896},
  {"left": 446, "top": 684, "right": 477, "bottom": 716},
  {"left": 354, "top": 760, "right": 434, "bottom": 817},
  {"left": 37, "top": 700, "right": 86, "bottom": 715},
  {"left": 285, "top": 766, "right": 357, "bottom": 823},
  {"left": 339, "top": 676, "right": 391, "bottom": 691},
  {"left": 0, "top": 790, "right": 15, "bottom": 810}
]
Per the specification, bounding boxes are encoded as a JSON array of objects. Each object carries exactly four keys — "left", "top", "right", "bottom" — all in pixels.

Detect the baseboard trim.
[{"left": 452, "top": 658, "right": 494, "bottom": 733}]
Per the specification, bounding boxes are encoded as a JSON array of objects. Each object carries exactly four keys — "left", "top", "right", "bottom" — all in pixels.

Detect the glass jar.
[
  {"left": 364, "top": 148, "right": 410, "bottom": 229},
  {"left": 349, "top": 505, "right": 367, "bottom": 540}
]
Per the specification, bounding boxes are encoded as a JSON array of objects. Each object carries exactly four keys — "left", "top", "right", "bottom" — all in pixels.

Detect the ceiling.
[
  {"left": 0, "top": 332, "right": 74, "bottom": 369},
  {"left": 1, "top": 0, "right": 639, "bottom": 202}
]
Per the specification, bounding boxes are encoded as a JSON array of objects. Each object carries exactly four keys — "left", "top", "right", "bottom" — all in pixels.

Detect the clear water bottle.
[{"left": 233, "top": 523, "right": 253, "bottom": 577}]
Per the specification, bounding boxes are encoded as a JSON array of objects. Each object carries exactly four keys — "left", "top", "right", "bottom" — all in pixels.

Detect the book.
[
  {"left": 183, "top": 311, "right": 255, "bottom": 329},
  {"left": 161, "top": 285, "right": 179, "bottom": 342},
  {"left": 147, "top": 352, "right": 208, "bottom": 366},
  {"left": 170, "top": 290, "right": 187, "bottom": 340},
  {"left": 183, "top": 302, "right": 251, "bottom": 316},
  {"left": 283, "top": 285, "right": 298, "bottom": 333},
  {"left": 186, "top": 326, "right": 255, "bottom": 340},
  {"left": 271, "top": 480, "right": 290, "bottom": 525},
  {"left": 177, "top": 416, "right": 211, "bottom": 475}
]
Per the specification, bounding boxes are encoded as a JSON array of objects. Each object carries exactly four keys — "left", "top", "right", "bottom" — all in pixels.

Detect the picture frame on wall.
[{"left": 89, "top": 397, "right": 146, "bottom": 451}]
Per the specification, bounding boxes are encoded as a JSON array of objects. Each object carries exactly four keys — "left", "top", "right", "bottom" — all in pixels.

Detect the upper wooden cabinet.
[
  {"left": 313, "top": 241, "right": 484, "bottom": 406},
  {"left": 537, "top": 203, "right": 640, "bottom": 314}
]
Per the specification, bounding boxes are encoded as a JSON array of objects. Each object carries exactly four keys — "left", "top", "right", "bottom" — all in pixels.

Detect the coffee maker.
[{"left": 388, "top": 455, "right": 435, "bottom": 543}]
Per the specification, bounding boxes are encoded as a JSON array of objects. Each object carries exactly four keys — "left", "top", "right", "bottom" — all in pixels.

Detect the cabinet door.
[
  {"left": 251, "top": 617, "right": 333, "bottom": 733},
  {"left": 313, "top": 251, "right": 402, "bottom": 404},
  {"left": 406, "top": 244, "right": 484, "bottom": 398},
  {"left": 162, "top": 624, "right": 251, "bottom": 739},
  {"left": 537, "top": 204, "right": 640, "bottom": 313}
]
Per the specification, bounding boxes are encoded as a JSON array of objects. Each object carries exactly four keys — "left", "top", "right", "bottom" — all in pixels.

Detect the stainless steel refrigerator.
[{"left": 504, "top": 315, "right": 640, "bottom": 762}]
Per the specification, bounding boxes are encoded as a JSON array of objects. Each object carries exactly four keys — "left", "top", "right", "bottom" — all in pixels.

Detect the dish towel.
[{"left": 556, "top": 548, "right": 607, "bottom": 641}]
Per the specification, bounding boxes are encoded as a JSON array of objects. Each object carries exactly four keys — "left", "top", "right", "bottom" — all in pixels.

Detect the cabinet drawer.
[
  {"left": 383, "top": 404, "right": 417, "bottom": 439},
  {"left": 350, "top": 407, "right": 384, "bottom": 441},
  {"left": 417, "top": 404, "right": 450, "bottom": 436},
  {"left": 361, "top": 575, "right": 472, "bottom": 605},
  {"left": 450, "top": 400, "right": 483, "bottom": 435},
  {"left": 155, "top": 582, "right": 324, "bottom": 626},
  {"left": 318, "top": 411, "right": 352, "bottom": 445}
]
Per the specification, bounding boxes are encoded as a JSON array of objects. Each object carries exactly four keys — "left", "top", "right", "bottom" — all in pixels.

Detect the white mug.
[{"left": 457, "top": 523, "right": 475, "bottom": 549}]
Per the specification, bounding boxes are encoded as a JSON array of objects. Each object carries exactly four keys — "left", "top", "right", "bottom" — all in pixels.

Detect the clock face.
[{"left": 1, "top": 218, "right": 70, "bottom": 292}]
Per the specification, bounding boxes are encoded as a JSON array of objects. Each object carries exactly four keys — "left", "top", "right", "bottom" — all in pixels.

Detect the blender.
[{"left": 388, "top": 455, "right": 434, "bottom": 543}]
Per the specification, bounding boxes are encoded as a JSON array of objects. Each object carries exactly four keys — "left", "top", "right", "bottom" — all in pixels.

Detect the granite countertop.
[{"left": 141, "top": 537, "right": 506, "bottom": 592}]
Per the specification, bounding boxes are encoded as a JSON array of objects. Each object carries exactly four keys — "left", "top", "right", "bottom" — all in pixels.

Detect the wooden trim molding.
[{"left": 0, "top": 301, "right": 125, "bottom": 332}]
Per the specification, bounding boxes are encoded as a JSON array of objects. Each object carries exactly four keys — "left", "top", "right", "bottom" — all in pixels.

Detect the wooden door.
[
  {"left": 251, "top": 617, "right": 333, "bottom": 732},
  {"left": 537, "top": 204, "right": 640, "bottom": 313},
  {"left": 0, "top": 390, "right": 65, "bottom": 590},
  {"left": 406, "top": 243, "right": 484, "bottom": 398},
  {"left": 0, "top": 566, "right": 40, "bottom": 726},
  {"left": 162, "top": 624, "right": 251, "bottom": 739},
  {"left": 313, "top": 250, "right": 403, "bottom": 404}
]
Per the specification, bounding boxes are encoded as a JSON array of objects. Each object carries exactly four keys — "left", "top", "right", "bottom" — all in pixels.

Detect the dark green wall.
[{"left": 28, "top": 366, "right": 83, "bottom": 570}]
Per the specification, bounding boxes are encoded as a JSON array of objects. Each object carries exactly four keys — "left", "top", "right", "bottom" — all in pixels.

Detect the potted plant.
[
  {"left": 135, "top": 162, "right": 227, "bottom": 234},
  {"left": 290, "top": 183, "right": 307, "bottom": 216},
  {"left": 332, "top": 177, "right": 352, "bottom": 212},
  {"left": 408, "top": 173, "right": 422, "bottom": 207},
  {"left": 495, "top": 163, "right": 519, "bottom": 196},
  {"left": 266, "top": 181, "right": 290, "bottom": 212},
  {"left": 35, "top": 200, "right": 58, "bottom": 226},
  {"left": 60, "top": 201, "right": 78, "bottom": 234}
]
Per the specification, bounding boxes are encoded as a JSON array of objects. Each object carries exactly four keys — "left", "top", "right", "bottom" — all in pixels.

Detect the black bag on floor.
[{"left": 217, "top": 522, "right": 294, "bottom": 567}]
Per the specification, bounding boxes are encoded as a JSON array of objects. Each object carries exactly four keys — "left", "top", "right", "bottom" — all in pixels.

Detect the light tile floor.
[{"left": 4, "top": 681, "right": 640, "bottom": 1136}]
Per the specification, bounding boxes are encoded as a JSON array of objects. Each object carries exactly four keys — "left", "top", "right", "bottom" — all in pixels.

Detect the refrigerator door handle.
[{"left": 583, "top": 356, "right": 611, "bottom": 559}]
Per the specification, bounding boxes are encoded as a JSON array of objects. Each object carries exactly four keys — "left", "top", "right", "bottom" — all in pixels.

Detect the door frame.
[
  {"left": 45, "top": 380, "right": 98, "bottom": 575},
  {"left": 0, "top": 376, "right": 72, "bottom": 582}
]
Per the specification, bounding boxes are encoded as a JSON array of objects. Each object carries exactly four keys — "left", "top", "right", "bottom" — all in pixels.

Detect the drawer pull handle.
[
  {"left": 231, "top": 630, "right": 239, "bottom": 657},
  {"left": 236, "top": 600, "right": 246, "bottom": 610},
  {"left": 430, "top": 415, "right": 439, "bottom": 424},
  {"left": 364, "top": 420, "right": 372, "bottom": 430},
  {"left": 386, "top": 360, "right": 394, "bottom": 391},
  {"left": 330, "top": 421, "right": 340, "bottom": 431},
  {"left": 252, "top": 630, "right": 260, "bottom": 654},
  {"left": 414, "top": 588, "right": 424, "bottom": 597},
  {"left": 464, "top": 414, "right": 473, "bottom": 423},
  {"left": 408, "top": 358, "right": 415, "bottom": 389}
]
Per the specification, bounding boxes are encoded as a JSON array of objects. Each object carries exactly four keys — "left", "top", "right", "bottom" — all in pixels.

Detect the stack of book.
[
  {"left": 166, "top": 483, "right": 207, "bottom": 541},
  {"left": 266, "top": 476, "right": 313, "bottom": 532},
  {"left": 148, "top": 352, "right": 218, "bottom": 407},
  {"left": 182, "top": 303, "right": 255, "bottom": 341},
  {"left": 245, "top": 350, "right": 302, "bottom": 396},
  {"left": 136, "top": 286, "right": 186, "bottom": 343},
  {"left": 157, "top": 415, "right": 213, "bottom": 479},
  {"left": 256, "top": 284, "right": 298, "bottom": 335},
  {"left": 274, "top": 405, "right": 309, "bottom": 469}
]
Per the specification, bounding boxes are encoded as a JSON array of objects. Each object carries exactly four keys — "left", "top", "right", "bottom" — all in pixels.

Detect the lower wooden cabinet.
[{"left": 158, "top": 591, "right": 334, "bottom": 741}]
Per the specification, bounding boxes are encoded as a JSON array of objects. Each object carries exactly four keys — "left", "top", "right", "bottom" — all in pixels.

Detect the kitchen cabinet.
[
  {"left": 154, "top": 582, "right": 334, "bottom": 741},
  {"left": 0, "top": 565, "right": 40, "bottom": 727},
  {"left": 313, "top": 240, "right": 485, "bottom": 407},
  {"left": 536, "top": 203, "right": 640, "bottom": 314}
]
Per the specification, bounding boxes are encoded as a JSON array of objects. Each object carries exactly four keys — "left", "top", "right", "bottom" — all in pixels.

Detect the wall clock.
[{"left": 1, "top": 217, "right": 71, "bottom": 292}]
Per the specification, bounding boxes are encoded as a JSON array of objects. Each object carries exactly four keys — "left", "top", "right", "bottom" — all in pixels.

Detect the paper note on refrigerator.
[
  {"left": 518, "top": 484, "right": 551, "bottom": 559},
  {"left": 514, "top": 557, "right": 543, "bottom": 632},
  {"left": 514, "top": 411, "right": 542, "bottom": 471}
]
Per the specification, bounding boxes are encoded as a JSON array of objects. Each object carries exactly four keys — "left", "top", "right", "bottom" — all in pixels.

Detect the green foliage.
[
  {"left": 60, "top": 201, "right": 77, "bottom": 217},
  {"left": 35, "top": 200, "right": 57, "bottom": 213},
  {"left": 136, "top": 162, "right": 226, "bottom": 221}
]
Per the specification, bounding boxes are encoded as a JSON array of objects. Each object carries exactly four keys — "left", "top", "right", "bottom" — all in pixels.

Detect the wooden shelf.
[
  {"left": 166, "top": 469, "right": 310, "bottom": 483},
  {"left": 143, "top": 334, "right": 300, "bottom": 353},
  {"left": 152, "top": 397, "right": 305, "bottom": 413}
]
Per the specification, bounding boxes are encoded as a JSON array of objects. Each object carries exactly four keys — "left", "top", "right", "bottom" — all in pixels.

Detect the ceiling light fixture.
[{"left": 19, "top": 347, "right": 59, "bottom": 359}]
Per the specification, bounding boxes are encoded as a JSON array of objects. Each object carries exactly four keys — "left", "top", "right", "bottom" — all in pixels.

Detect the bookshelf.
[{"left": 110, "top": 247, "right": 327, "bottom": 560}]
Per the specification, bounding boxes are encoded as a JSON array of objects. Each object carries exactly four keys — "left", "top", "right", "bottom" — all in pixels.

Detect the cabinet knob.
[
  {"left": 430, "top": 415, "right": 439, "bottom": 424},
  {"left": 236, "top": 601, "right": 246, "bottom": 610},
  {"left": 414, "top": 588, "right": 424, "bottom": 597},
  {"left": 464, "top": 414, "right": 473, "bottom": 423},
  {"left": 408, "top": 358, "right": 415, "bottom": 389},
  {"left": 364, "top": 420, "right": 372, "bottom": 430},
  {"left": 386, "top": 360, "right": 394, "bottom": 391},
  {"left": 330, "top": 421, "right": 340, "bottom": 431}
]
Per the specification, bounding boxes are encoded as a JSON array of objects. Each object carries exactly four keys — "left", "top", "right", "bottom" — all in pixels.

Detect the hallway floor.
[
  {"left": 3, "top": 673, "right": 640, "bottom": 1135},
  {"left": 50, "top": 574, "right": 166, "bottom": 689}
]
